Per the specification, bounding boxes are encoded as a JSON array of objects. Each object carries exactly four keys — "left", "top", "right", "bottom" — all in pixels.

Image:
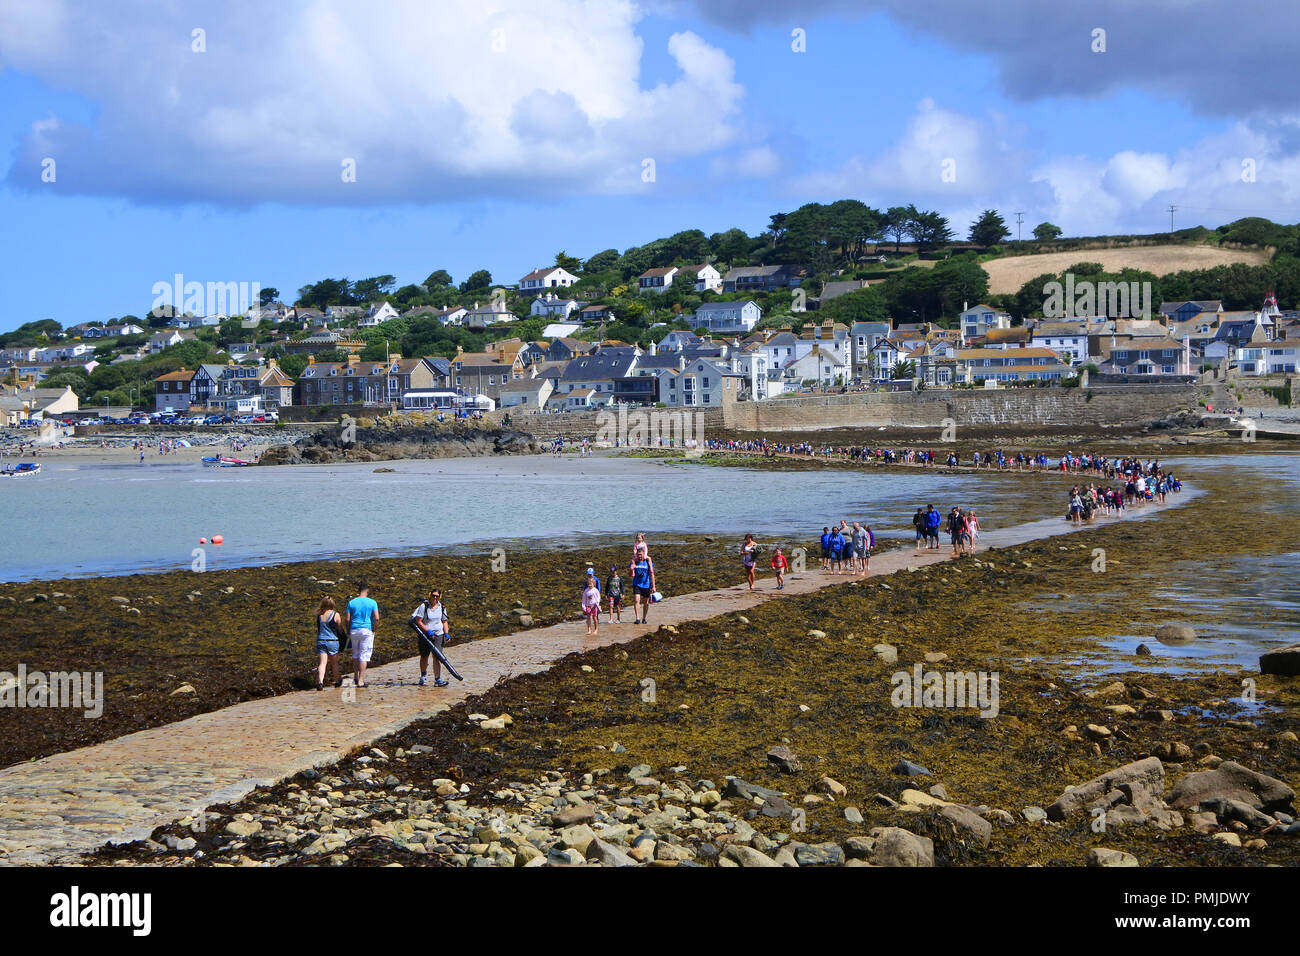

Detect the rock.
[
  {"left": 939, "top": 804, "right": 992, "bottom": 848},
  {"left": 1166, "top": 761, "right": 1295, "bottom": 812},
  {"left": 842, "top": 836, "right": 875, "bottom": 859},
  {"left": 892, "top": 759, "right": 932, "bottom": 778},
  {"left": 585, "top": 837, "right": 637, "bottom": 867},
  {"left": 1152, "top": 741, "right": 1194, "bottom": 763},
  {"left": 559, "top": 824, "right": 597, "bottom": 854},
  {"left": 758, "top": 796, "right": 794, "bottom": 819},
  {"left": 794, "top": 842, "right": 845, "bottom": 866},
  {"left": 1260, "top": 643, "right": 1300, "bottom": 676},
  {"left": 169, "top": 683, "right": 197, "bottom": 697},
  {"left": 1155, "top": 623, "right": 1197, "bottom": 643},
  {"left": 928, "top": 784, "right": 948, "bottom": 801},
  {"left": 163, "top": 834, "right": 197, "bottom": 851},
  {"left": 547, "top": 846, "right": 586, "bottom": 866},
  {"left": 807, "top": 629, "right": 827, "bottom": 639},
  {"left": 872, "top": 643, "right": 898, "bottom": 664},
  {"left": 479, "top": 715, "right": 512, "bottom": 731},
  {"left": 627, "top": 764, "right": 652, "bottom": 779},
  {"left": 1088, "top": 847, "right": 1139, "bottom": 867},
  {"left": 1046, "top": 757, "right": 1166, "bottom": 821},
  {"left": 1141, "top": 709, "right": 1175, "bottom": 722},
  {"left": 1211, "top": 832, "right": 1242, "bottom": 847},
  {"left": 1135, "top": 643, "right": 1152, "bottom": 656},
  {"left": 719, "top": 844, "right": 779, "bottom": 867},
  {"left": 817, "top": 776, "right": 847, "bottom": 798},
  {"left": 867, "top": 827, "right": 934, "bottom": 867},
  {"left": 111, "top": 596, "right": 130, "bottom": 604},
  {"left": 844, "top": 806, "right": 863, "bottom": 824},
  {"left": 923, "top": 652, "right": 948, "bottom": 664},
  {"left": 224, "top": 820, "right": 261, "bottom": 837},
  {"left": 654, "top": 842, "right": 695, "bottom": 862},
  {"left": 724, "top": 777, "right": 784, "bottom": 802},
  {"left": 1083, "top": 723, "right": 1113, "bottom": 741},
  {"left": 1199, "top": 797, "right": 1275, "bottom": 829},
  {"left": 900, "top": 788, "right": 947, "bottom": 808},
  {"left": 772, "top": 847, "right": 799, "bottom": 867},
  {"left": 766, "top": 746, "right": 802, "bottom": 774},
  {"left": 1103, "top": 704, "right": 1137, "bottom": 716},
  {"left": 553, "top": 804, "right": 596, "bottom": 827},
  {"left": 1022, "top": 806, "right": 1048, "bottom": 824},
  {"left": 1278, "top": 731, "right": 1298, "bottom": 744}
]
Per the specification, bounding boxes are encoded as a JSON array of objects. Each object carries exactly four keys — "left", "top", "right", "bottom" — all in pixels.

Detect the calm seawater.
[{"left": 1, "top": 454, "right": 1062, "bottom": 581}]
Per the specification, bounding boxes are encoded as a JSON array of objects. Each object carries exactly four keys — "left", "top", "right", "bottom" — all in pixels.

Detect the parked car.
[
  {"left": 204, "top": 415, "right": 224, "bottom": 425},
  {"left": 236, "top": 415, "right": 255, "bottom": 424}
]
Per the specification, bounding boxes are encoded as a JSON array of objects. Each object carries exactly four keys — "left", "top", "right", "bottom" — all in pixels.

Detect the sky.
[{"left": 1, "top": 0, "right": 1298, "bottom": 329}]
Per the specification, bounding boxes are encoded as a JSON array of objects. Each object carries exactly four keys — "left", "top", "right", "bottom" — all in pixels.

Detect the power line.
[
  {"left": 1014, "top": 212, "right": 1025, "bottom": 242},
  {"left": 1167, "top": 204, "right": 1177, "bottom": 232}
]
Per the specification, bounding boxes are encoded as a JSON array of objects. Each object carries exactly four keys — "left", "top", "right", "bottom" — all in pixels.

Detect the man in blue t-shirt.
[
  {"left": 345, "top": 583, "right": 380, "bottom": 687},
  {"left": 924, "top": 505, "right": 942, "bottom": 550}
]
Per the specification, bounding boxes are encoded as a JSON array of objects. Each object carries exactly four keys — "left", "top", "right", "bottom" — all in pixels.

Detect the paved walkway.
[{"left": 0, "top": 495, "right": 1189, "bottom": 865}]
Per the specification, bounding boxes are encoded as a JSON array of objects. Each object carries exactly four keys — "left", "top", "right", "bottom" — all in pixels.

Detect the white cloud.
[{"left": 0, "top": 0, "right": 746, "bottom": 204}]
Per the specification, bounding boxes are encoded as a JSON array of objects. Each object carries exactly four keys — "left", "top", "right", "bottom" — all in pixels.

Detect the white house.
[
  {"left": 731, "top": 346, "right": 770, "bottom": 400},
  {"left": 518, "top": 266, "right": 579, "bottom": 291},
  {"left": 685, "top": 263, "right": 722, "bottom": 293},
  {"left": 435, "top": 305, "right": 469, "bottom": 327},
  {"left": 498, "top": 376, "right": 555, "bottom": 409},
  {"left": 782, "top": 347, "right": 848, "bottom": 388},
  {"left": 1237, "top": 343, "right": 1300, "bottom": 375},
  {"left": 691, "top": 300, "right": 762, "bottom": 335},
  {"left": 464, "top": 301, "right": 515, "bottom": 329},
  {"left": 357, "top": 301, "right": 400, "bottom": 328},
  {"left": 638, "top": 267, "right": 679, "bottom": 292},
  {"left": 849, "top": 321, "right": 891, "bottom": 379},
  {"left": 530, "top": 293, "right": 583, "bottom": 319},
  {"left": 1030, "top": 322, "right": 1089, "bottom": 366},
  {"left": 959, "top": 304, "right": 1011, "bottom": 342}
]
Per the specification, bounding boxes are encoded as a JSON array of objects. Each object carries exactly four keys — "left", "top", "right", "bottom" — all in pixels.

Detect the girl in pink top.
[{"left": 582, "top": 574, "right": 601, "bottom": 636}]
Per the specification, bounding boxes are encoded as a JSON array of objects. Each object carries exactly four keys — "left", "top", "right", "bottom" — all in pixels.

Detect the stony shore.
[{"left": 258, "top": 423, "right": 542, "bottom": 465}]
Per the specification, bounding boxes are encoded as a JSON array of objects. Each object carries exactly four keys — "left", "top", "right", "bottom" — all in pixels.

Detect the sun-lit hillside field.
[{"left": 982, "top": 244, "right": 1273, "bottom": 294}]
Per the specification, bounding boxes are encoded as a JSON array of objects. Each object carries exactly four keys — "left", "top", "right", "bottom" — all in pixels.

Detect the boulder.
[
  {"left": 719, "top": 844, "right": 779, "bottom": 867},
  {"left": 1155, "top": 623, "right": 1197, "bottom": 643},
  {"left": 1088, "top": 847, "right": 1139, "bottom": 867},
  {"left": 766, "top": 746, "right": 802, "bottom": 774},
  {"left": 1260, "top": 643, "right": 1300, "bottom": 676},
  {"left": 1166, "top": 761, "right": 1294, "bottom": 813},
  {"left": 1047, "top": 757, "right": 1166, "bottom": 821},
  {"left": 892, "top": 759, "right": 932, "bottom": 778},
  {"left": 939, "top": 804, "right": 992, "bottom": 848},
  {"left": 794, "top": 843, "right": 845, "bottom": 866},
  {"left": 867, "top": 827, "right": 934, "bottom": 867},
  {"left": 553, "top": 804, "right": 596, "bottom": 827},
  {"left": 585, "top": 837, "right": 637, "bottom": 867}
]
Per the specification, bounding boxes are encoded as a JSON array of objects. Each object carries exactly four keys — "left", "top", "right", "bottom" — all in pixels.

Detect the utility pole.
[
  {"left": 1014, "top": 212, "right": 1025, "bottom": 242},
  {"left": 1167, "top": 204, "right": 1177, "bottom": 233}
]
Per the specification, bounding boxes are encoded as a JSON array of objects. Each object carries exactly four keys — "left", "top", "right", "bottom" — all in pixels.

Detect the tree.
[
  {"left": 259, "top": 287, "right": 279, "bottom": 306},
  {"left": 1032, "top": 222, "right": 1063, "bottom": 242},
  {"left": 909, "top": 208, "right": 954, "bottom": 251},
  {"left": 969, "top": 209, "right": 1010, "bottom": 247},
  {"left": 884, "top": 206, "right": 912, "bottom": 251},
  {"left": 892, "top": 359, "right": 916, "bottom": 380},
  {"left": 818, "top": 285, "right": 888, "bottom": 324},
  {"left": 555, "top": 251, "right": 581, "bottom": 273},
  {"left": 424, "top": 269, "right": 453, "bottom": 289},
  {"left": 582, "top": 249, "right": 619, "bottom": 274},
  {"left": 460, "top": 270, "right": 492, "bottom": 293},
  {"left": 351, "top": 275, "right": 397, "bottom": 304},
  {"left": 709, "top": 228, "right": 753, "bottom": 266}
]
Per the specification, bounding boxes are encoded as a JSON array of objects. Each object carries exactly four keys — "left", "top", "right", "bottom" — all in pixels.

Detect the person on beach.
[
  {"left": 839, "top": 519, "right": 855, "bottom": 568},
  {"left": 947, "top": 507, "right": 966, "bottom": 556},
  {"left": 633, "top": 532, "right": 652, "bottom": 564},
  {"left": 855, "top": 523, "right": 872, "bottom": 574},
  {"left": 820, "top": 526, "right": 832, "bottom": 571},
  {"left": 912, "top": 508, "right": 926, "bottom": 553},
  {"left": 925, "top": 505, "right": 942, "bottom": 550},
  {"left": 966, "top": 511, "right": 980, "bottom": 551},
  {"left": 345, "top": 583, "right": 380, "bottom": 688},
  {"left": 630, "top": 549, "right": 656, "bottom": 624},
  {"left": 582, "top": 572, "right": 601, "bottom": 636},
  {"left": 314, "top": 596, "right": 345, "bottom": 690},
  {"left": 1068, "top": 488, "right": 1084, "bottom": 525},
  {"left": 410, "top": 588, "right": 450, "bottom": 687},
  {"left": 742, "top": 533, "right": 758, "bottom": 590},
  {"left": 606, "top": 566, "right": 624, "bottom": 623},
  {"left": 771, "top": 547, "right": 789, "bottom": 589},
  {"left": 829, "top": 524, "right": 846, "bottom": 573}
]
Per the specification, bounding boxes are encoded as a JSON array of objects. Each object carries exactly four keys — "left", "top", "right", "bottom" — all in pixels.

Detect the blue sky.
[{"left": 1, "top": 0, "right": 1296, "bottom": 329}]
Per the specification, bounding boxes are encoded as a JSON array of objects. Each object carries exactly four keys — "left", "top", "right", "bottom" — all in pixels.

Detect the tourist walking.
[
  {"left": 630, "top": 549, "right": 656, "bottom": 624},
  {"left": 851, "top": 522, "right": 869, "bottom": 575},
  {"left": 410, "top": 588, "right": 449, "bottom": 687},
  {"left": 314, "top": 596, "right": 346, "bottom": 690},
  {"left": 925, "top": 505, "right": 942, "bottom": 550},
  {"left": 606, "top": 565, "right": 624, "bottom": 623},
  {"left": 742, "top": 533, "right": 758, "bottom": 590},
  {"left": 770, "top": 547, "right": 789, "bottom": 589},
  {"left": 912, "top": 508, "right": 926, "bottom": 553},
  {"left": 345, "top": 583, "right": 380, "bottom": 688},
  {"left": 582, "top": 572, "right": 601, "bottom": 636}
]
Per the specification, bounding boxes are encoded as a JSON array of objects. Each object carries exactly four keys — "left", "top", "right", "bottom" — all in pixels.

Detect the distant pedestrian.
[
  {"left": 912, "top": 507, "right": 926, "bottom": 553},
  {"left": 742, "top": 533, "right": 758, "bottom": 590},
  {"left": 770, "top": 546, "right": 789, "bottom": 589},
  {"left": 582, "top": 573, "right": 601, "bottom": 636},
  {"left": 410, "top": 588, "right": 449, "bottom": 687},
  {"left": 345, "top": 583, "right": 380, "bottom": 688},
  {"left": 314, "top": 596, "right": 345, "bottom": 690},
  {"left": 606, "top": 566, "right": 624, "bottom": 624}
]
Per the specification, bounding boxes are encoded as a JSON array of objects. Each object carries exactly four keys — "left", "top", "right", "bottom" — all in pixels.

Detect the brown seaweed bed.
[
  {"left": 86, "top": 449, "right": 1300, "bottom": 867},
  {"left": 0, "top": 541, "right": 758, "bottom": 768}
]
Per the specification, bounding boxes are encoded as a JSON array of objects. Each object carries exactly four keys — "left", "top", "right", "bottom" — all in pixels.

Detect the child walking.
[
  {"left": 770, "top": 547, "right": 789, "bottom": 589},
  {"left": 582, "top": 573, "right": 601, "bottom": 636},
  {"left": 606, "top": 565, "right": 624, "bottom": 624}
]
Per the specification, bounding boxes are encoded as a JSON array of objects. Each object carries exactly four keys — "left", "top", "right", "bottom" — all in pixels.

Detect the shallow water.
[{"left": 0, "top": 453, "right": 1062, "bottom": 580}]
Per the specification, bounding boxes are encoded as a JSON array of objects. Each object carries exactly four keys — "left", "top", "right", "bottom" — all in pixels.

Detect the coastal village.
[{"left": 3, "top": 255, "right": 1299, "bottom": 428}]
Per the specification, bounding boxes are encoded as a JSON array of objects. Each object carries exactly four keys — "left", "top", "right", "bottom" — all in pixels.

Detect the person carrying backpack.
[{"left": 409, "top": 588, "right": 450, "bottom": 687}]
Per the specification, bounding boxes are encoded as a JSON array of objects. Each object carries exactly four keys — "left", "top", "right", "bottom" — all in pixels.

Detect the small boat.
[
  {"left": 0, "top": 462, "right": 41, "bottom": 477},
  {"left": 201, "top": 456, "right": 253, "bottom": 468}
]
